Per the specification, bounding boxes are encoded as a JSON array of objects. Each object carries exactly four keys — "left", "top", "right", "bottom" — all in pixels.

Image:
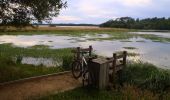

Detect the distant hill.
[{"left": 100, "top": 17, "right": 170, "bottom": 30}]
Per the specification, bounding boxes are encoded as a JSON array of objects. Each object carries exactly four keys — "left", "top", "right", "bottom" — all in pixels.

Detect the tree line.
[{"left": 100, "top": 17, "right": 170, "bottom": 30}]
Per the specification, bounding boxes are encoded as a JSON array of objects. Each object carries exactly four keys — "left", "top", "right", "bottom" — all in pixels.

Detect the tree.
[
  {"left": 100, "top": 17, "right": 170, "bottom": 30},
  {"left": 0, "top": 0, "right": 67, "bottom": 28}
]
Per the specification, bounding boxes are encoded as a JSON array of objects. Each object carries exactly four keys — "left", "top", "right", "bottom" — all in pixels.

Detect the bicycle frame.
[{"left": 81, "top": 55, "right": 88, "bottom": 72}]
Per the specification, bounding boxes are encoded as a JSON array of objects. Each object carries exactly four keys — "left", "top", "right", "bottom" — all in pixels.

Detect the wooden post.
[
  {"left": 77, "top": 47, "right": 80, "bottom": 60},
  {"left": 123, "top": 51, "right": 127, "bottom": 67},
  {"left": 89, "top": 45, "right": 92, "bottom": 57},
  {"left": 89, "top": 57, "right": 109, "bottom": 89},
  {"left": 112, "top": 53, "right": 117, "bottom": 84},
  {"left": 113, "top": 53, "right": 117, "bottom": 73}
]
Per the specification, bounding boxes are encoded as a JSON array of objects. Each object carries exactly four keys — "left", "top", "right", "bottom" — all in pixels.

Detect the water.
[
  {"left": 130, "top": 31, "right": 170, "bottom": 38},
  {"left": 0, "top": 32, "right": 170, "bottom": 68},
  {"left": 12, "top": 56, "right": 63, "bottom": 67},
  {"left": 21, "top": 57, "right": 63, "bottom": 67}
]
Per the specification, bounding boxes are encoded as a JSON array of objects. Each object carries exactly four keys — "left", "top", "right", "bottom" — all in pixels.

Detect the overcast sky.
[{"left": 52, "top": 0, "right": 170, "bottom": 24}]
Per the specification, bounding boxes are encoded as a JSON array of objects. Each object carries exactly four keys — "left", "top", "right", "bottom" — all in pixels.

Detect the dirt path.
[{"left": 0, "top": 72, "right": 81, "bottom": 100}]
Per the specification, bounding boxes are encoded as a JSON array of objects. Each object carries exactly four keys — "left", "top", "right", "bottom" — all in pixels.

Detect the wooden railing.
[
  {"left": 106, "top": 51, "right": 127, "bottom": 85},
  {"left": 72, "top": 45, "right": 93, "bottom": 60},
  {"left": 72, "top": 46, "right": 127, "bottom": 88}
]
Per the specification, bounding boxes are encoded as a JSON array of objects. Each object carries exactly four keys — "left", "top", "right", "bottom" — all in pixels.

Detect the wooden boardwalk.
[{"left": 0, "top": 72, "right": 81, "bottom": 100}]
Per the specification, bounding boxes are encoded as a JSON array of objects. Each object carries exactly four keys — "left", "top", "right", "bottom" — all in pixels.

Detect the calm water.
[
  {"left": 130, "top": 31, "right": 170, "bottom": 38},
  {"left": 0, "top": 32, "right": 170, "bottom": 69}
]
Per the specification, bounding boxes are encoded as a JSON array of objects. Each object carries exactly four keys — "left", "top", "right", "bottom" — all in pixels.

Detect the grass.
[
  {"left": 123, "top": 47, "right": 137, "bottom": 50},
  {"left": 29, "top": 45, "right": 52, "bottom": 49},
  {"left": 0, "top": 26, "right": 130, "bottom": 36},
  {"left": 120, "top": 40, "right": 133, "bottom": 42},
  {"left": 1, "top": 26, "right": 170, "bottom": 43},
  {"left": 38, "top": 62, "right": 170, "bottom": 100},
  {"left": 0, "top": 56, "right": 63, "bottom": 83},
  {"left": 136, "top": 40, "right": 146, "bottom": 42},
  {"left": 121, "top": 62, "right": 170, "bottom": 93},
  {"left": 137, "top": 34, "right": 170, "bottom": 42},
  {"left": 38, "top": 86, "right": 169, "bottom": 100},
  {"left": 0, "top": 43, "right": 73, "bottom": 63},
  {"left": 0, "top": 43, "right": 74, "bottom": 83},
  {"left": 86, "top": 32, "right": 135, "bottom": 41},
  {"left": 1, "top": 26, "right": 170, "bottom": 99}
]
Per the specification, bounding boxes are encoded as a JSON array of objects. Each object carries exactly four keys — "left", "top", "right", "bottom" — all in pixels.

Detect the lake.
[{"left": 0, "top": 32, "right": 170, "bottom": 69}]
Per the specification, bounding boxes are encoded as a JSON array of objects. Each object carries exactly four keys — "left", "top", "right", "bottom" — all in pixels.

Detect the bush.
[{"left": 119, "top": 62, "right": 170, "bottom": 94}]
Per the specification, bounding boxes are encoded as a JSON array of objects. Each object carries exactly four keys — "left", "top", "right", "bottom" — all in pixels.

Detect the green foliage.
[
  {"left": 0, "top": 0, "right": 67, "bottom": 28},
  {"left": 0, "top": 44, "right": 73, "bottom": 83},
  {"left": 0, "top": 56, "right": 63, "bottom": 83},
  {"left": 0, "top": 44, "right": 73, "bottom": 68},
  {"left": 120, "top": 62, "right": 170, "bottom": 94},
  {"left": 39, "top": 63, "right": 170, "bottom": 100},
  {"left": 100, "top": 17, "right": 170, "bottom": 30},
  {"left": 39, "top": 86, "right": 164, "bottom": 100}
]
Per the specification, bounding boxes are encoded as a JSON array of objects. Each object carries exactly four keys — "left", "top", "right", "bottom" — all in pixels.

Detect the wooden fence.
[
  {"left": 72, "top": 46, "right": 127, "bottom": 89},
  {"left": 72, "top": 45, "right": 93, "bottom": 60}
]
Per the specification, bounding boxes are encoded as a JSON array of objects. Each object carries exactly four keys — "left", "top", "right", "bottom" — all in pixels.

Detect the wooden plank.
[
  {"left": 89, "top": 45, "right": 92, "bottom": 56},
  {"left": 80, "top": 48, "right": 90, "bottom": 51},
  {"left": 116, "top": 64, "right": 124, "bottom": 68},
  {"left": 77, "top": 47, "right": 80, "bottom": 59},
  {"left": 89, "top": 57, "right": 109, "bottom": 89},
  {"left": 123, "top": 51, "right": 127, "bottom": 67},
  {"left": 115, "top": 65, "right": 123, "bottom": 72},
  {"left": 117, "top": 55, "right": 124, "bottom": 59}
]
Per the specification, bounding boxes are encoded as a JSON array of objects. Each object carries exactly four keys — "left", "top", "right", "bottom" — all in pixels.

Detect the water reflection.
[
  {"left": 130, "top": 32, "right": 170, "bottom": 38},
  {"left": 0, "top": 33, "right": 170, "bottom": 68},
  {"left": 19, "top": 57, "right": 63, "bottom": 67}
]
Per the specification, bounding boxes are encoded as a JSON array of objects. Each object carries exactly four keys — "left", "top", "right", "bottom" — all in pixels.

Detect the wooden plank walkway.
[{"left": 0, "top": 72, "right": 81, "bottom": 100}]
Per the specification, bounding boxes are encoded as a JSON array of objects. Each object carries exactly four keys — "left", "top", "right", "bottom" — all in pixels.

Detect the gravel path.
[{"left": 0, "top": 72, "right": 81, "bottom": 100}]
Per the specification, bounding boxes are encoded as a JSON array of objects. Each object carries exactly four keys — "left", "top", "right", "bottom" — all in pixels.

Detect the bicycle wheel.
[
  {"left": 72, "top": 61, "right": 82, "bottom": 79},
  {"left": 88, "top": 71, "right": 94, "bottom": 86},
  {"left": 82, "top": 71, "right": 89, "bottom": 87},
  {"left": 82, "top": 71, "right": 93, "bottom": 87}
]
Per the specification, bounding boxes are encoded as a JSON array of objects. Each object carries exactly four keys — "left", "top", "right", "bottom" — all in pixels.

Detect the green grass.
[
  {"left": 120, "top": 62, "right": 170, "bottom": 94},
  {"left": 38, "top": 63, "right": 170, "bottom": 100},
  {"left": 0, "top": 43, "right": 73, "bottom": 64},
  {"left": 28, "top": 45, "right": 52, "bottom": 49},
  {"left": 120, "top": 40, "right": 133, "bottom": 42},
  {"left": 39, "top": 89, "right": 169, "bottom": 100},
  {"left": 0, "top": 27, "right": 130, "bottom": 36},
  {"left": 136, "top": 40, "right": 146, "bottom": 42},
  {"left": 1, "top": 27, "right": 170, "bottom": 43},
  {"left": 38, "top": 86, "right": 169, "bottom": 100},
  {"left": 0, "top": 56, "right": 63, "bottom": 83},
  {"left": 137, "top": 34, "right": 170, "bottom": 42},
  {"left": 86, "top": 32, "right": 135, "bottom": 41},
  {"left": 0, "top": 43, "right": 74, "bottom": 83},
  {"left": 123, "top": 47, "right": 137, "bottom": 50}
]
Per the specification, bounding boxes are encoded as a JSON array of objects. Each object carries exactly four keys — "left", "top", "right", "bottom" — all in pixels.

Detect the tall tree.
[
  {"left": 100, "top": 17, "right": 170, "bottom": 30},
  {"left": 0, "top": 0, "right": 67, "bottom": 28}
]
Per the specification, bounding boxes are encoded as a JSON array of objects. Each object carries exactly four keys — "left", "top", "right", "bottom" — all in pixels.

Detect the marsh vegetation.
[
  {"left": 39, "top": 63, "right": 170, "bottom": 100},
  {"left": 0, "top": 27, "right": 170, "bottom": 99}
]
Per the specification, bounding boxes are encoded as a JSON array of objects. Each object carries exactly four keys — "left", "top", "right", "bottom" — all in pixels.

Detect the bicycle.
[{"left": 71, "top": 46, "right": 96, "bottom": 86}]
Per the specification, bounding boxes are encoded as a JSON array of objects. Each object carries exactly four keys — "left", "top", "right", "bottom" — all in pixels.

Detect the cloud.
[
  {"left": 53, "top": 15, "right": 82, "bottom": 22},
  {"left": 122, "top": 0, "right": 152, "bottom": 7},
  {"left": 52, "top": 0, "right": 170, "bottom": 24},
  {"left": 76, "top": 0, "right": 117, "bottom": 18}
]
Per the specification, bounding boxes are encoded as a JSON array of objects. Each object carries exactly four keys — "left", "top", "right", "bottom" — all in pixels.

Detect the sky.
[{"left": 52, "top": 0, "right": 170, "bottom": 24}]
